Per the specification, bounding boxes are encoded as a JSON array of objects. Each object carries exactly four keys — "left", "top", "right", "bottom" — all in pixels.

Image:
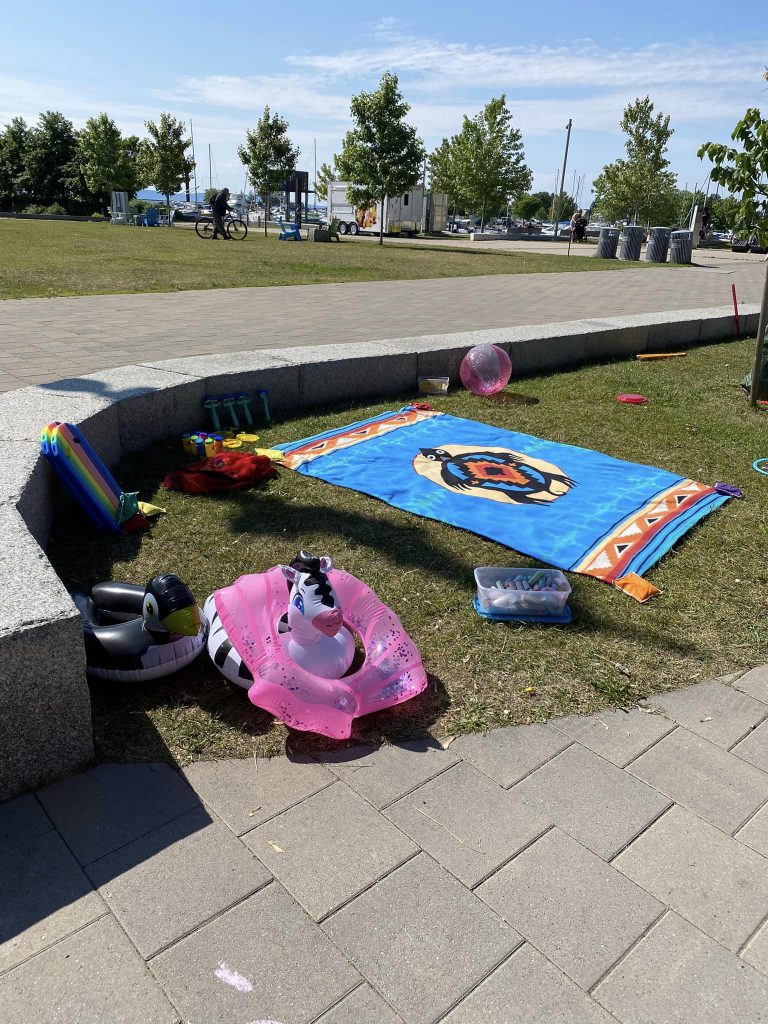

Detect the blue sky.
[{"left": 2, "top": 0, "right": 766, "bottom": 202}]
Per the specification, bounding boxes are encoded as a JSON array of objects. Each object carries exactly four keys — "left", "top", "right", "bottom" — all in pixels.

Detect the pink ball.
[{"left": 460, "top": 344, "right": 512, "bottom": 396}]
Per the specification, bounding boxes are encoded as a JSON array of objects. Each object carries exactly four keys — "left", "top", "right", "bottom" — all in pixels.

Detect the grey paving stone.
[
  {"left": 742, "top": 921, "right": 768, "bottom": 976},
  {"left": 629, "top": 728, "right": 768, "bottom": 834},
  {"left": 0, "top": 831, "right": 106, "bottom": 972},
  {"left": 615, "top": 804, "right": 768, "bottom": 952},
  {"left": 736, "top": 804, "right": 768, "bottom": 858},
  {"left": 477, "top": 828, "right": 663, "bottom": 991},
  {"left": 150, "top": 884, "right": 358, "bottom": 1024},
  {"left": 553, "top": 707, "right": 674, "bottom": 767},
  {"left": 450, "top": 723, "right": 571, "bottom": 788},
  {"left": 313, "top": 739, "right": 459, "bottom": 809},
  {"left": 594, "top": 912, "right": 768, "bottom": 1024},
  {"left": 38, "top": 762, "right": 200, "bottom": 864},
  {"left": 323, "top": 854, "right": 519, "bottom": 1024},
  {"left": 244, "top": 783, "right": 416, "bottom": 921},
  {"left": 184, "top": 755, "right": 333, "bottom": 835},
  {"left": 511, "top": 743, "right": 670, "bottom": 859},
  {"left": 86, "top": 806, "right": 271, "bottom": 957},
  {"left": 442, "top": 943, "right": 617, "bottom": 1023},
  {"left": 646, "top": 680, "right": 768, "bottom": 749},
  {"left": 385, "top": 762, "right": 548, "bottom": 887},
  {"left": 316, "top": 985, "right": 405, "bottom": 1023},
  {"left": 733, "top": 721, "right": 768, "bottom": 773},
  {"left": 0, "top": 793, "right": 51, "bottom": 855},
  {"left": 734, "top": 666, "right": 768, "bottom": 704},
  {"left": 0, "top": 916, "right": 178, "bottom": 1024}
]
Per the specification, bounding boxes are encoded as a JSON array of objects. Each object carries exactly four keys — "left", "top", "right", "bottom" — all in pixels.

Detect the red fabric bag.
[{"left": 163, "top": 451, "right": 277, "bottom": 494}]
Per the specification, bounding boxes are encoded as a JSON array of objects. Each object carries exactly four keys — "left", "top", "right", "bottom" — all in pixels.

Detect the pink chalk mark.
[{"left": 215, "top": 961, "right": 253, "bottom": 993}]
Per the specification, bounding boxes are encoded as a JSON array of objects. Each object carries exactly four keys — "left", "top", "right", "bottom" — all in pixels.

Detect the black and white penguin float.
[{"left": 73, "top": 574, "right": 208, "bottom": 681}]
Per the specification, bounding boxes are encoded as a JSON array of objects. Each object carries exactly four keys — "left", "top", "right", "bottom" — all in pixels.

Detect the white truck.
[{"left": 326, "top": 182, "right": 448, "bottom": 237}]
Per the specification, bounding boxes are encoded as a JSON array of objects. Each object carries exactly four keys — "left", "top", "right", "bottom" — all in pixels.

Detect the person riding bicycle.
[{"left": 211, "top": 188, "right": 233, "bottom": 240}]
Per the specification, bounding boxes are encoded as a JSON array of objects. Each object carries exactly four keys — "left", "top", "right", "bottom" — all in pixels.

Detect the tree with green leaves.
[
  {"left": 22, "top": 111, "right": 80, "bottom": 209},
  {"left": 0, "top": 117, "right": 30, "bottom": 211},
  {"left": 513, "top": 194, "right": 543, "bottom": 221},
  {"left": 427, "top": 139, "right": 457, "bottom": 198},
  {"left": 140, "top": 113, "right": 192, "bottom": 221},
  {"left": 448, "top": 96, "right": 531, "bottom": 230},
  {"left": 204, "top": 187, "right": 218, "bottom": 205},
  {"left": 699, "top": 104, "right": 768, "bottom": 404},
  {"left": 592, "top": 97, "right": 678, "bottom": 226},
  {"left": 78, "top": 113, "right": 143, "bottom": 210},
  {"left": 314, "top": 160, "right": 336, "bottom": 202},
  {"left": 706, "top": 194, "right": 742, "bottom": 232},
  {"left": 238, "top": 106, "right": 299, "bottom": 235},
  {"left": 336, "top": 71, "right": 424, "bottom": 244}
]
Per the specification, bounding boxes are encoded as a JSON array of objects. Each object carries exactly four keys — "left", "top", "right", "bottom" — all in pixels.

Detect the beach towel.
[{"left": 278, "top": 406, "right": 730, "bottom": 601}]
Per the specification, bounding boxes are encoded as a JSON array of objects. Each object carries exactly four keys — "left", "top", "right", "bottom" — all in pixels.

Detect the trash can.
[
  {"left": 595, "top": 227, "right": 620, "bottom": 259},
  {"left": 669, "top": 230, "right": 693, "bottom": 264},
  {"left": 619, "top": 225, "right": 644, "bottom": 261},
  {"left": 645, "top": 226, "right": 671, "bottom": 263}
]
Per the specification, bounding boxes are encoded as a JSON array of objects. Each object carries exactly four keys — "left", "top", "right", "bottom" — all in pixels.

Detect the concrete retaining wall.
[{"left": 0, "top": 305, "right": 757, "bottom": 798}]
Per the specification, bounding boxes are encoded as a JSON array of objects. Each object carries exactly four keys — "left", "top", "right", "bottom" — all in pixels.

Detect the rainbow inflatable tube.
[
  {"left": 205, "top": 566, "right": 428, "bottom": 739},
  {"left": 41, "top": 422, "right": 123, "bottom": 533}
]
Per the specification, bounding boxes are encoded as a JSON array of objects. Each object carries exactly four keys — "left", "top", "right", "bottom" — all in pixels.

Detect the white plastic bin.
[{"left": 474, "top": 567, "right": 571, "bottom": 616}]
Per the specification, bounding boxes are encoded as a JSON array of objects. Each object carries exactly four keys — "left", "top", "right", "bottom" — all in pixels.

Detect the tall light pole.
[{"left": 553, "top": 118, "right": 572, "bottom": 240}]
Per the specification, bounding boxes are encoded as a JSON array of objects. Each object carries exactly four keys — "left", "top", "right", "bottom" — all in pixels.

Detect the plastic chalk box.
[
  {"left": 418, "top": 376, "right": 450, "bottom": 395},
  {"left": 474, "top": 567, "right": 571, "bottom": 617}
]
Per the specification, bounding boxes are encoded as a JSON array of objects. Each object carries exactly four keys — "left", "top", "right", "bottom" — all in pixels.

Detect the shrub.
[
  {"left": 22, "top": 204, "right": 46, "bottom": 215},
  {"left": 44, "top": 203, "right": 67, "bottom": 215}
]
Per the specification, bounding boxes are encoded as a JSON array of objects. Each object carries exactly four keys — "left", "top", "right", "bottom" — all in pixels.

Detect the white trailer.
[{"left": 327, "top": 182, "right": 439, "bottom": 237}]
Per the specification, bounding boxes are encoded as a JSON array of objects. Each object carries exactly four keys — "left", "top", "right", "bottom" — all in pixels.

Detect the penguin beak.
[{"left": 161, "top": 605, "right": 201, "bottom": 636}]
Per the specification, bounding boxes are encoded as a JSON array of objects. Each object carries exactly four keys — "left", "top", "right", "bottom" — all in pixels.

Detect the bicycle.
[{"left": 195, "top": 214, "right": 248, "bottom": 240}]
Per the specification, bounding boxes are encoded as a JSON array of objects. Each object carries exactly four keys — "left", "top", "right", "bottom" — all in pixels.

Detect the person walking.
[{"left": 211, "top": 188, "right": 232, "bottom": 240}]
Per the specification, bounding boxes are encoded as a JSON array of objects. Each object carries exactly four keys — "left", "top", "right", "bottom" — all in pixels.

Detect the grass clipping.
[{"left": 49, "top": 337, "right": 767, "bottom": 766}]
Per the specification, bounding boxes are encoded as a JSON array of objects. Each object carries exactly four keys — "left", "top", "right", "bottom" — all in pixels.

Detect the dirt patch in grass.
[
  {"left": 0, "top": 219, "right": 673, "bottom": 299},
  {"left": 48, "top": 337, "right": 767, "bottom": 766}
]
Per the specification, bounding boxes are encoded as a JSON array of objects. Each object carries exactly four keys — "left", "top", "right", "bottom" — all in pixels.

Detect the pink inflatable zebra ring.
[{"left": 204, "top": 551, "right": 427, "bottom": 739}]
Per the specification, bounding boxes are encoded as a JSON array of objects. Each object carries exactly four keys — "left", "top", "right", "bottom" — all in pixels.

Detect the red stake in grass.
[{"left": 732, "top": 283, "right": 741, "bottom": 339}]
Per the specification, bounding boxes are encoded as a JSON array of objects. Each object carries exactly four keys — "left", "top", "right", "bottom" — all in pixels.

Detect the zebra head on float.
[{"left": 280, "top": 551, "right": 344, "bottom": 640}]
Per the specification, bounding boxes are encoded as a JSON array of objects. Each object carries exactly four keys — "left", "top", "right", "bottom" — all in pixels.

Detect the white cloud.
[
  {"left": 285, "top": 38, "right": 767, "bottom": 93},
  {"left": 164, "top": 74, "right": 350, "bottom": 121}
]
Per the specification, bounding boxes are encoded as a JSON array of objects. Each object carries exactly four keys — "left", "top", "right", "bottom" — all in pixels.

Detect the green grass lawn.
[
  {"left": 0, "top": 218, "right": 671, "bottom": 299},
  {"left": 48, "top": 337, "right": 767, "bottom": 767}
]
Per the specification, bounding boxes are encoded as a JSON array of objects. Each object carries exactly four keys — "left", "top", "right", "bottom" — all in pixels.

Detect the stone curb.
[{"left": 0, "top": 305, "right": 758, "bottom": 799}]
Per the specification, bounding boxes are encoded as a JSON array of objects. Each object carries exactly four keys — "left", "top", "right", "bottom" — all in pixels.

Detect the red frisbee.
[{"left": 616, "top": 393, "right": 648, "bottom": 404}]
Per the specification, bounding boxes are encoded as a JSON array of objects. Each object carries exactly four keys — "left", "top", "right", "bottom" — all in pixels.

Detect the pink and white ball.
[{"left": 460, "top": 344, "right": 512, "bottom": 396}]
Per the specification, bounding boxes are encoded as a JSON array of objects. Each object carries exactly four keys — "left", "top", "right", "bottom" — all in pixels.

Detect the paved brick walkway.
[
  {"left": 0, "top": 253, "right": 763, "bottom": 391},
  {"left": 3, "top": 667, "right": 768, "bottom": 1023}
]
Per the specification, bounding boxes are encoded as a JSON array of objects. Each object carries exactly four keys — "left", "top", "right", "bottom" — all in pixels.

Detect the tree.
[
  {"left": 181, "top": 154, "right": 196, "bottom": 203},
  {"left": 204, "top": 187, "right": 218, "bottom": 205},
  {"left": 314, "top": 160, "right": 336, "bottom": 202},
  {"left": 427, "top": 139, "right": 457, "bottom": 198},
  {"left": 336, "top": 71, "right": 424, "bottom": 244},
  {"left": 23, "top": 111, "right": 79, "bottom": 209},
  {"left": 592, "top": 97, "right": 678, "bottom": 225},
  {"left": 448, "top": 96, "right": 531, "bottom": 230},
  {"left": 238, "top": 106, "right": 299, "bottom": 235},
  {"left": 78, "top": 113, "right": 143, "bottom": 210},
  {"left": 513, "top": 194, "right": 543, "bottom": 221},
  {"left": 140, "top": 113, "right": 193, "bottom": 221},
  {"left": 707, "top": 194, "right": 741, "bottom": 231},
  {"left": 699, "top": 105, "right": 768, "bottom": 404},
  {"left": 0, "top": 117, "right": 30, "bottom": 211}
]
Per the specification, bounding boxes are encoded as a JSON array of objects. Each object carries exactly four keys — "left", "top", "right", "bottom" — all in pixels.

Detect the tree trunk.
[
  {"left": 749, "top": 261, "right": 768, "bottom": 406},
  {"left": 481, "top": 196, "right": 486, "bottom": 233},
  {"left": 379, "top": 193, "right": 385, "bottom": 245},
  {"left": 184, "top": 175, "right": 190, "bottom": 203},
  {"left": 166, "top": 194, "right": 171, "bottom": 226},
  {"left": 265, "top": 191, "right": 269, "bottom": 237}
]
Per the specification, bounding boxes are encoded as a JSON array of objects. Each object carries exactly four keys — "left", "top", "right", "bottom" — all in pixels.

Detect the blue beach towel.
[{"left": 279, "top": 406, "right": 729, "bottom": 600}]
